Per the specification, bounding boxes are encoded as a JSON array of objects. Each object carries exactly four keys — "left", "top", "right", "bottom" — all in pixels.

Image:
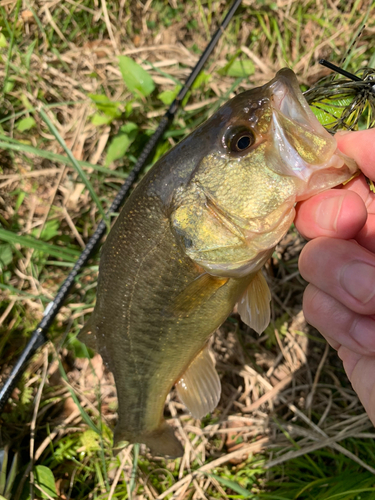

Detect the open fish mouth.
[
  {"left": 265, "top": 68, "right": 355, "bottom": 185},
  {"left": 270, "top": 68, "right": 322, "bottom": 132}
]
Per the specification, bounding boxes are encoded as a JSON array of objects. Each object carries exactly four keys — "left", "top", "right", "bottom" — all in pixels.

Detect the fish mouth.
[
  {"left": 265, "top": 68, "right": 344, "bottom": 183},
  {"left": 265, "top": 67, "right": 357, "bottom": 199},
  {"left": 270, "top": 68, "right": 323, "bottom": 134}
]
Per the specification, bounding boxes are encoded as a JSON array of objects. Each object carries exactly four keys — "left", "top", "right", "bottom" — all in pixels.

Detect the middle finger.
[{"left": 299, "top": 237, "right": 375, "bottom": 316}]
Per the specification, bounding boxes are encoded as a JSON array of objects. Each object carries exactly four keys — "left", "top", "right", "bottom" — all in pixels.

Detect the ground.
[{"left": 1, "top": 1, "right": 375, "bottom": 499}]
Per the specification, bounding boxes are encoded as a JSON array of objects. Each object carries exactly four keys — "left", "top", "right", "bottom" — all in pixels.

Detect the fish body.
[{"left": 79, "top": 69, "right": 357, "bottom": 457}]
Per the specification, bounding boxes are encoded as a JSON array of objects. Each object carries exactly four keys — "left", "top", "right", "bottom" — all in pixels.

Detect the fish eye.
[{"left": 227, "top": 128, "right": 255, "bottom": 153}]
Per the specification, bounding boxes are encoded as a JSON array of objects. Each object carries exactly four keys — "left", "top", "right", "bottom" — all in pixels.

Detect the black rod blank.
[
  {"left": 319, "top": 59, "right": 363, "bottom": 82},
  {"left": 0, "top": 0, "right": 242, "bottom": 413}
]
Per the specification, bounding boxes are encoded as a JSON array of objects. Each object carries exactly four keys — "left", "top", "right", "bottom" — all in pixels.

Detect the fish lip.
[{"left": 269, "top": 67, "right": 325, "bottom": 135}]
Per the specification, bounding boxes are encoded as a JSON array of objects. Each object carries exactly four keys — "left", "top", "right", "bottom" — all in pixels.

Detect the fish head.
[{"left": 171, "top": 68, "right": 358, "bottom": 277}]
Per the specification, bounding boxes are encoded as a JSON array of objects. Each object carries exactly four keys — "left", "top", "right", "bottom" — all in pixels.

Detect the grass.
[{"left": 0, "top": 0, "right": 375, "bottom": 498}]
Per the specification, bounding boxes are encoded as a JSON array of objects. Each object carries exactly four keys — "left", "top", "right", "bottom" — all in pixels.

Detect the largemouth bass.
[{"left": 79, "top": 68, "right": 357, "bottom": 457}]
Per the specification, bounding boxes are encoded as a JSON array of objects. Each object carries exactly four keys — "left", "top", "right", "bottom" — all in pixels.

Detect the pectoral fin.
[
  {"left": 175, "top": 345, "right": 221, "bottom": 419},
  {"left": 237, "top": 270, "right": 271, "bottom": 334},
  {"left": 173, "top": 273, "right": 228, "bottom": 316}
]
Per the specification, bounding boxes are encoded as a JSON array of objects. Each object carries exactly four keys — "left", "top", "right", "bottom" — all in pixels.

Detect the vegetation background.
[{"left": 1, "top": 0, "right": 375, "bottom": 498}]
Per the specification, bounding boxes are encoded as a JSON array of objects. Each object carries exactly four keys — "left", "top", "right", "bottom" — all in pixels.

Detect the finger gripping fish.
[{"left": 79, "top": 69, "right": 357, "bottom": 457}]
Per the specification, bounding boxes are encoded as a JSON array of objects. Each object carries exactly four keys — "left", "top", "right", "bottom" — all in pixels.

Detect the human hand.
[{"left": 294, "top": 129, "right": 375, "bottom": 424}]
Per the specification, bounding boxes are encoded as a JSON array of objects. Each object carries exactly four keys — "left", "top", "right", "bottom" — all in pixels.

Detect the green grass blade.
[
  {"left": 0, "top": 228, "right": 80, "bottom": 262},
  {"left": 205, "top": 473, "right": 252, "bottom": 498},
  {"left": 129, "top": 443, "right": 139, "bottom": 499},
  {"left": 0, "top": 446, "right": 8, "bottom": 495},
  {"left": 1, "top": 0, "right": 22, "bottom": 96},
  {"left": 4, "top": 452, "right": 18, "bottom": 498},
  {"left": 0, "top": 283, "right": 50, "bottom": 302},
  {"left": 0, "top": 137, "right": 127, "bottom": 178},
  {"left": 38, "top": 107, "right": 107, "bottom": 219},
  {"left": 56, "top": 353, "right": 101, "bottom": 435}
]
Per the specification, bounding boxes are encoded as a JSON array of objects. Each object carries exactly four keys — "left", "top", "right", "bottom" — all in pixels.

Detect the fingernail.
[
  {"left": 315, "top": 195, "right": 344, "bottom": 232},
  {"left": 335, "top": 130, "right": 352, "bottom": 137},
  {"left": 340, "top": 261, "right": 375, "bottom": 304}
]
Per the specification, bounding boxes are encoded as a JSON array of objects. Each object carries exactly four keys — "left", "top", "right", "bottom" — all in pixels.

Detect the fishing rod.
[{"left": 0, "top": 0, "right": 243, "bottom": 413}]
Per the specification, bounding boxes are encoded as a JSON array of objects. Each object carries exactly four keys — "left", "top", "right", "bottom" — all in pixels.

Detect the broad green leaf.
[
  {"left": 90, "top": 112, "right": 113, "bottom": 126},
  {"left": 68, "top": 337, "right": 94, "bottom": 359},
  {"left": 34, "top": 465, "right": 57, "bottom": 499},
  {"left": 32, "top": 219, "right": 59, "bottom": 241},
  {"left": 16, "top": 116, "right": 36, "bottom": 132},
  {"left": 0, "top": 33, "right": 7, "bottom": 48},
  {"left": 158, "top": 85, "right": 181, "bottom": 105},
  {"left": 118, "top": 55, "right": 155, "bottom": 97},
  {"left": 120, "top": 122, "right": 138, "bottom": 135},
  {"left": 218, "top": 58, "right": 255, "bottom": 78},
  {"left": 88, "top": 93, "right": 122, "bottom": 118},
  {"left": 105, "top": 122, "right": 138, "bottom": 166},
  {"left": 0, "top": 244, "right": 13, "bottom": 268},
  {"left": 4, "top": 80, "right": 14, "bottom": 93},
  {"left": 20, "top": 93, "right": 33, "bottom": 110}
]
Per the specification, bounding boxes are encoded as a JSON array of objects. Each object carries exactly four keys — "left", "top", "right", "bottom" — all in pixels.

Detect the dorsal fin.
[
  {"left": 175, "top": 345, "right": 221, "bottom": 419},
  {"left": 237, "top": 270, "right": 271, "bottom": 334}
]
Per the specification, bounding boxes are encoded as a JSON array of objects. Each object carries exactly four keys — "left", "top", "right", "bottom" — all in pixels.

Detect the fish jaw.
[{"left": 266, "top": 68, "right": 358, "bottom": 199}]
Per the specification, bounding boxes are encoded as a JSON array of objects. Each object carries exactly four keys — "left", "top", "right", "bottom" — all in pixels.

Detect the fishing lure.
[
  {"left": 304, "top": 59, "right": 375, "bottom": 133},
  {"left": 305, "top": 59, "right": 375, "bottom": 192}
]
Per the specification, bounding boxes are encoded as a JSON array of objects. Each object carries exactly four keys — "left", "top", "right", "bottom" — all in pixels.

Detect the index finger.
[{"left": 336, "top": 129, "right": 375, "bottom": 180}]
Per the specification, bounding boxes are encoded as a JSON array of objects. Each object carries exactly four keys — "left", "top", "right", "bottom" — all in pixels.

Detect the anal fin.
[
  {"left": 237, "top": 270, "right": 271, "bottom": 334},
  {"left": 175, "top": 345, "right": 221, "bottom": 419}
]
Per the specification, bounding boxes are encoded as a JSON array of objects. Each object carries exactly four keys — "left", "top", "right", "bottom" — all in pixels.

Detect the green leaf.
[
  {"left": 80, "top": 429, "right": 100, "bottom": 453},
  {"left": 192, "top": 71, "right": 210, "bottom": 90},
  {"left": 91, "top": 113, "right": 113, "bottom": 126},
  {"left": 0, "top": 244, "right": 13, "bottom": 268},
  {"left": 0, "top": 33, "right": 7, "bottom": 48},
  {"left": 157, "top": 85, "right": 182, "bottom": 105},
  {"left": 32, "top": 219, "right": 60, "bottom": 241},
  {"left": 105, "top": 122, "right": 138, "bottom": 167},
  {"left": 4, "top": 80, "right": 14, "bottom": 93},
  {"left": 120, "top": 122, "right": 138, "bottom": 135},
  {"left": 218, "top": 58, "right": 255, "bottom": 78},
  {"left": 118, "top": 55, "right": 155, "bottom": 97},
  {"left": 68, "top": 338, "right": 94, "bottom": 359},
  {"left": 88, "top": 93, "right": 122, "bottom": 118},
  {"left": 34, "top": 465, "right": 57, "bottom": 498},
  {"left": 16, "top": 116, "right": 36, "bottom": 132}
]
